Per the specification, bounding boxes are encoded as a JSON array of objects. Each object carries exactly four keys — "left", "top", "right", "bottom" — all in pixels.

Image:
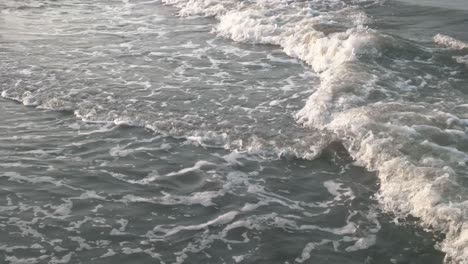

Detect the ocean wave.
[
  {"left": 2, "top": 0, "right": 468, "bottom": 262},
  {"left": 160, "top": 0, "right": 468, "bottom": 262}
]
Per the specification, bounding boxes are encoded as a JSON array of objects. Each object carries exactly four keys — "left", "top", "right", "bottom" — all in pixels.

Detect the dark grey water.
[
  {"left": 396, "top": 0, "right": 468, "bottom": 12},
  {"left": 0, "top": 98, "right": 443, "bottom": 264},
  {"left": 0, "top": 0, "right": 467, "bottom": 263}
]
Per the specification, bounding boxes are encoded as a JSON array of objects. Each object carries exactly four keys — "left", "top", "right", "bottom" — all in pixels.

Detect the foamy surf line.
[{"left": 160, "top": 0, "right": 468, "bottom": 263}]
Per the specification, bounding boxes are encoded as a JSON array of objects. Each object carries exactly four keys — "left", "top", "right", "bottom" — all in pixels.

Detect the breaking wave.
[{"left": 160, "top": 0, "right": 468, "bottom": 262}]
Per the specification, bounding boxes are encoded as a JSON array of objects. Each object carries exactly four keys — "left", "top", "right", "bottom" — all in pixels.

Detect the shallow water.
[
  {"left": 0, "top": 99, "right": 443, "bottom": 263},
  {"left": 0, "top": 0, "right": 467, "bottom": 263}
]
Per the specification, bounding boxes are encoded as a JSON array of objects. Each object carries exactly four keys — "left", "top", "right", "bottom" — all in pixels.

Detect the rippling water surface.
[{"left": 0, "top": 0, "right": 467, "bottom": 263}]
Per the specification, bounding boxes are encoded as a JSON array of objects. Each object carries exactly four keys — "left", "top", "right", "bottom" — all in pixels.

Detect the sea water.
[{"left": 0, "top": 0, "right": 467, "bottom": 263}]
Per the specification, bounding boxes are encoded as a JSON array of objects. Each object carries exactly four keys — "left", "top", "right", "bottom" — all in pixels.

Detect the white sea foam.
[
  {"left": 152, "top": 211, "right": 239, "bottom": 237},
  {"left": 295, "top": 240, "right": 330, "bottom": 263},
  {"left": 165, "top": 160, "right": 215, "bottom": 176},
  {"left": 121, "top": 191, "right": 221, "bottom": 207},
  {"left": 455, "top": 55, "right": 468, "bottom": 66},
  {"left": 434, "top": 34, "right": 468, "bottom": 50}
]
